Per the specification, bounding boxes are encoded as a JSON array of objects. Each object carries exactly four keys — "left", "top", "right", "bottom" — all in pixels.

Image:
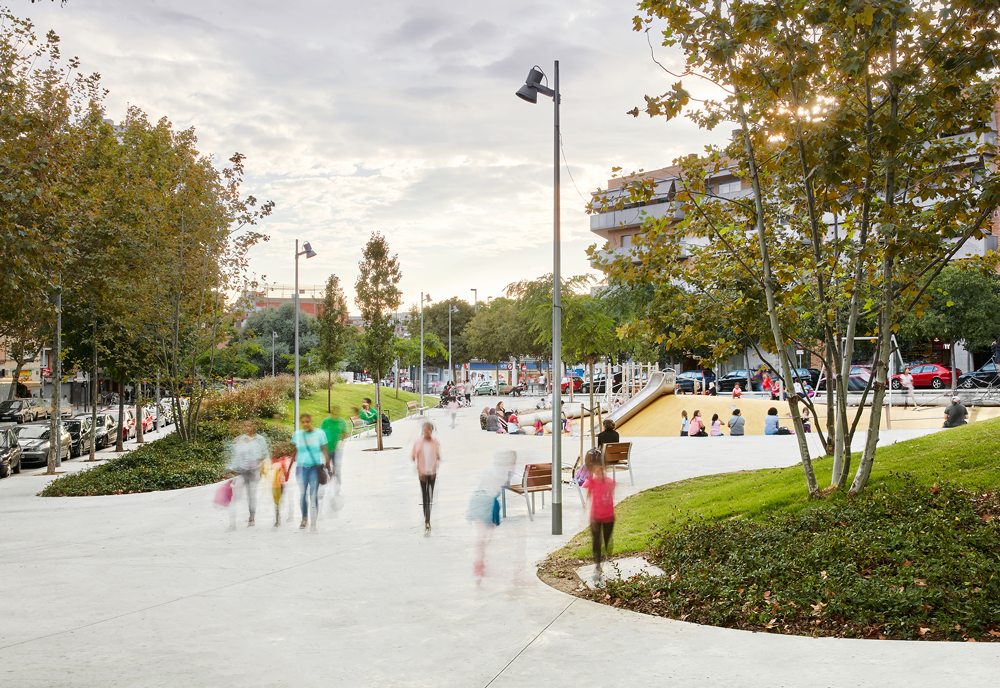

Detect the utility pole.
[{"left": 47, "top": 286, "right": 62, "bottom": 473}]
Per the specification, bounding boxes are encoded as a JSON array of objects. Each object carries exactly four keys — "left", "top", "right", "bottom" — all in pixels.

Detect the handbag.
[
  {"left": 316, "top": 465, "right": 328, "bottom": 485},
  {"left": 214, "top": 479, "right": 233, "bottom": 507}
]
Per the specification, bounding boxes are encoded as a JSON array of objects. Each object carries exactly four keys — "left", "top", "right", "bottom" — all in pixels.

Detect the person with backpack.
[{"left": 291, "top": 414, "right": 329, "bottom": 531}]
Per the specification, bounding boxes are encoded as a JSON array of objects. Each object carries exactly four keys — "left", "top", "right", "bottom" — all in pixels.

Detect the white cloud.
[{"left": 28, "top": 0, "right": 730, "bottom": 309}]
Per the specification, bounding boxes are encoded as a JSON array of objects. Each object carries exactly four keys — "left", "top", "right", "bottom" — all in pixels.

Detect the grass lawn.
[
  {"left": 540, "top": 419, "right": 1000, "bottom": 642},
  {"left": 565, "top": 418, "right": 1000, "bottom": 559},
  {"left": 271, "top": 384, "right": 437, "bottom": 431}
]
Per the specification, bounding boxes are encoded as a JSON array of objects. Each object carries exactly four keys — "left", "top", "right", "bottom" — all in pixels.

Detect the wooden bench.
[
  {"left": 502, "top": 463, "right": 552, "bottom": 521},
  {"left": 602, "top": 441, "right": 634, "bottom": 485},
  {"left": 349, "top": 415, "right": 375, "bottom": 439},
  {"left": 405, "top": 401, "right": 419, "bottom": 417}
]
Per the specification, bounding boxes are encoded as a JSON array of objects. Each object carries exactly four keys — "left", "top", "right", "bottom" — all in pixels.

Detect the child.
[
  {"left": 447, "top": 397, "right": 459, "bottom": 429},
  {"left": 267, "top": 443, "right": 295, "bottom": 526},
  {"left": 680, "top": 410, "right": 689, "bottom": 437},
  {"left": 801, "top": 406, "right": 811, "bottom": 433},
  {"left": 710, "top": 413, "right": 722, "bottom": 436},
  {"left": 534, "top": 419, "right": 545, "bottom": 436},
  {"left": 582, "top": 447, "right": 615, "bottom": 586},
  {"left": 732, "top": 382, "right": 742, "bottom": 398},
  {"left": 412, "top": 422, "right": 441, "bottom": 534}
]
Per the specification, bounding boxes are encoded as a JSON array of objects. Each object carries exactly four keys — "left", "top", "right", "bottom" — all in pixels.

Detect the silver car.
[{"left": 14, "top": 423, "right": 71, "bottom": 466}]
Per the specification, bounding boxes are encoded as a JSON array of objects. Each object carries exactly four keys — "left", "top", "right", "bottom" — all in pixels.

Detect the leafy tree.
[
  {"left": 240, "top": 302, "right": 317, "bottom": 376},
  {"left": 355, "top": 233, "right": 402, "bottom": 450},
  {"left": 418, "top": 299, "right": 477, "bottom": 382},
  {"left": 316, "top": 274, "right": 350, "bottom": 411}
]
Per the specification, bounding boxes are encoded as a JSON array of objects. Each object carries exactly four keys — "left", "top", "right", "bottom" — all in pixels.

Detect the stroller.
[{"left": 381, "top": 412, "right": 392, "bottom": 436}]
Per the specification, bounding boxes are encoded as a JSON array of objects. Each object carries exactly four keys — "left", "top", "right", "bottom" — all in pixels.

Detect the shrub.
[
  {"left": 596, "top": 478, "right": 1000, "bottom": 642},
  {"left": 40, "top": 420, "right": 291, "bottom": 497},
  {"left": 202, "top": 373, "right": 345, "bottom": 421}
]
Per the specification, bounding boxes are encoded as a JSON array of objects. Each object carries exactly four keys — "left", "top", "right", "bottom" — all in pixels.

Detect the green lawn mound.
[
  {"left": 549, "top": 418, "right": 1000, "bottom": 642},
  {"left": 40, "top": 421, "right": 290, "bottom": 497}
]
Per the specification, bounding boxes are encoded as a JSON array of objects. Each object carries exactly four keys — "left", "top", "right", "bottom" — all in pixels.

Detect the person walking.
[
  {"left": 728, "top": 408, "right": 745, "bottom": 436},
  {"left": 900, "top": 367, "right": 916, "bottom": 409},
  {"left": 447, "top": 396, "right": 459, "bottom": 428},
  {"left": 226, "top": 421, "right": 270, "bottom": 530},
  {"left": 680, "top": 410, "right": 689, "bottom": 437},
  {"left": 321, "top": 405, "right": 349, "bottom": 497},
  {"left": 412, "top": 421, "right": 441, "bottom": 534},
  {"left": 267, "top": 442, "right": 294, "bottom": 526},
  {"left": 291, "top": 414, "right": 328, "bottom": 531},
  {"left": 467, "top": 450, "right": 514, "bottom": 584},
  {"left": 801, "top": 406, "right": 811, "bottom": 433},
  {"left": 582, "top": 447, "right": 616, "bottom": 586}
]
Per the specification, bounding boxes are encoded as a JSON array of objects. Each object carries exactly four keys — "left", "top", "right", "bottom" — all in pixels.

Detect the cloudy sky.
[{"left": 28, "top": 0, "right": 726, "bottom": 312}]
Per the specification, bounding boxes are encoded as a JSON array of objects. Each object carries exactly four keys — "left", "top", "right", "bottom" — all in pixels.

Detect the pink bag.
[{"left": 214, "top": 479, "right": 233, "bottom": 507}]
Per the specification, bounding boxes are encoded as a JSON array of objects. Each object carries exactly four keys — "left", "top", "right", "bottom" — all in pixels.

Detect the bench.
[
  {"left": 406, "top": 401, "right": 419, "bottom": 417},
  {"left": 502, "top": 463, "right": 552, "bottom": 521},
  {"left": 349, "top": 415, "right": 375, "bottom": 439},
  {"left": 602, "top": 442, "right": 634, "bottom": 486}
]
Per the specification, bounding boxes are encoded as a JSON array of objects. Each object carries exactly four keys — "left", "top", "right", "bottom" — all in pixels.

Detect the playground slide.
[{"left": 606, "top": 371, "right": 676, "bottom": 428}]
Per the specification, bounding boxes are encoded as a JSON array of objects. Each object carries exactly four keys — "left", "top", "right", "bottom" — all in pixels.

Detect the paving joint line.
[
  {"left": 0, "top": 533, "right": 394, "bottom": 652},
  {"left": 483, "top": 598, "right": 576, "bottom": 688}
]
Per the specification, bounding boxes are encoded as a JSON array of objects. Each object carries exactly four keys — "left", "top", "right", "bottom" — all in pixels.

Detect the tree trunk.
[
  {"left": 374, "top": 367, "right": 384, "bottom": 451},
  {"left": 7, "top": 359, "right": 25, "bottom": 401},
  {"left": 734, "top": 78, "right": 818, "bottom": 497},
  {"left": 116, "top": 377, "right": 126, "bottom": 452},
  {"left": 589, "top": 360, "right": 596, "bottom": 449},
  {"left": 395, "top": 358, "right": 400, "bottom": 399},
  {"left": 135, "top": 379, "right": 144, "bottom": 444},
  {"left": 90, "top": 322, "right": 98, "bottom": 461},
  {"left": 951, "top": 337, "right": 957, "bottom": 392},
  {"left": 328, "top": 369, "right": 332, "bottom": 412}
]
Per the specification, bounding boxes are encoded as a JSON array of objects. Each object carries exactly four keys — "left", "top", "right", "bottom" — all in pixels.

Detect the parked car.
[
  {"left": 129, "top": 406, "right": 155, "bottom": 434},
  {"left": 891, "top": 363, "right": 961, "bottom": 390},
  {"left": 560, "top": 376, "right": 585, "bottom": 393},
  {"left": 0, "top": 399, "right": 36, "bottom": 424},
  {"left": 14, "top": 422, "right": 70, "bottom": 466},
  {"left": 63, "top": 417, "right": 95, "bottom": 458},
  {"left": 104, "top": 408, "right": 136, "bottom": 441},
  {"left": 580, "top": 372, "right": 623, "bottom": 395},
  {"left": 849, "top": 365, "right": 872, "bottom": 378},
  {"left": 29, "top": 397, "right": 52, "bottom": 419},
  {"left": 0, "top": 427, "right": 22, "bottom": 478},
  {"left": 675, "top": 369, "right": 716, "bottom": 394},
  {"left": 156, "top": 401, "right": 174, "bottom": 426},
  {"left": 716, "top": 369, "right": 754, "bottom": 393},
  {"left": 815, "top": 374, "right": 870, "bottom": 392},
  {"left": 957, "top": 361, "right": 1000, "bottom": 389},
  {"left": 92, "top": 413, "right": 118, "bottom": 449},
  {"left": 473, "top": 379, "right": 516, "bottom": 396}
]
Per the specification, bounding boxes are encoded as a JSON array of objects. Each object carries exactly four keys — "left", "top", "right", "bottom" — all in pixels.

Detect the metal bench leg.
[
  {"left": 531, "top": 493, "right": 535, "bottom": 513},
  {"left": 524, "top": 493, "right": 533, "bottom": 521},
  {"left": 628, "top": 464, "right": 634, "bottom": 486},
  {"left": 541, "top": 492, "right": 545, "bottom": 507},
  {"left": 576, "top": 481, "right": 586, "bottom": 508},
  {"left": 501, "top": 490, "right": 506, "bottom": 518}
]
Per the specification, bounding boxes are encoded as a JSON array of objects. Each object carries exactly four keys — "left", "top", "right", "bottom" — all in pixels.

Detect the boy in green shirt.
[{"left": 321, "top": 406, "right": 349, "bottom": 494}]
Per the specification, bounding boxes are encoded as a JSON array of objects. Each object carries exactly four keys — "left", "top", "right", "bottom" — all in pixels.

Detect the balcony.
[{"left": 590, "top": 200, "right": 684, "bottom": 231}]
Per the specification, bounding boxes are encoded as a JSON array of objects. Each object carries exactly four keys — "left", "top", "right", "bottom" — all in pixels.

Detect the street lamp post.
[
  {"left": 471, "top": 288, "right": 477, "bottom": 313},
  {"left": 294, "top": 240, "right": 317, "bottom": 432},
  {"left": 420, "top": 293, "right": 431, "bottom": 413},
  {"left": 516, "top": 61, "right": 563, "bottom": 535},
  {"left": 272, "top": 330, "right": 277, "bottom": 377},
  {"left": 448, "top": 304, "right": 458, "bottom": 382}
]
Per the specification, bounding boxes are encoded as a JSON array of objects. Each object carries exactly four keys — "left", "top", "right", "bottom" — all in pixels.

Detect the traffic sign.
[{"left": 506, "top": 362, "right": 513, "bottom": 370}]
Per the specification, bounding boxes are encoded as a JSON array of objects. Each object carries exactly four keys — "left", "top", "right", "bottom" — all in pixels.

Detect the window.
[
  {"left": 718, "top": 180, "right": 742, "bottom": 194},
  {"left": 621, "top": 234, "right": 633, "bottom": 248}
]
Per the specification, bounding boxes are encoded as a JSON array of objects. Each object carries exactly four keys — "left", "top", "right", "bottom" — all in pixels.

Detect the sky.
[{"left": 26, "top": 0, "right": 728, "bottom": 313}]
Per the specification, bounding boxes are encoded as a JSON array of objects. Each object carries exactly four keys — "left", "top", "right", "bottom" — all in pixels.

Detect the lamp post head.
[
  {"left": 302, "top": 241, "right": 317, "bottom": 259},
  {"left": 515, "top": 67, "right": 553, "bottom": 103}
]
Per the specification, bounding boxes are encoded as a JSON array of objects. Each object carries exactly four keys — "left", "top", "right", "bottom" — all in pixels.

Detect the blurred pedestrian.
[
  {"left": 226, "top": 421, "right": 270, "bottom": 530},
  {"left": 412, "top": 421, "right": 441, "bottom": 534},
  {"left": 467, "top": 450, "right": 514, "bottom": 584},
  {"left": 582, "top": 447, "right": 615, "bottom": 585},
  {"left": 447, "top": 396, "right": 459, "bottom": 428},
  {"left": 321, "top": 405, "right": 349, "bottom": 497},
  {"left": 900, "top": 367, "right": 916, "bottom": 409},
  {"left": 267, "top": 442, "right": 294, "bottom": 526},
  {"left": 292, "top": 414, "right": 328, "bottom": 531}
]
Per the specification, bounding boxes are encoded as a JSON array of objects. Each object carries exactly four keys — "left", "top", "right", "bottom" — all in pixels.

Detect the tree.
[
  {"left": 418, "top": 299, "right": 476, "bottom": 382},
  {"left": 240, "top": 302, "right": 317, "bottom": 376},
  {"left": 600, "top": 0, "right": 1000, "bottom": 496},
  {"left": 355, "top": 233, "right": 402, "bottom": 450},
  {"left": 316, "top": 274, "right": 350, "bottom": 411}
]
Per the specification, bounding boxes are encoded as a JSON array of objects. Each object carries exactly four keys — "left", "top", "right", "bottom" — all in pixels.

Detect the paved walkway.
[{"left": 1, "top": 401, "right": 996, "bottom": 687}]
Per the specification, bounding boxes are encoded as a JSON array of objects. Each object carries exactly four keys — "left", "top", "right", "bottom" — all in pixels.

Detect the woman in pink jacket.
[{"left": 412, "top": 422, "right": 441, "bottom": 535}]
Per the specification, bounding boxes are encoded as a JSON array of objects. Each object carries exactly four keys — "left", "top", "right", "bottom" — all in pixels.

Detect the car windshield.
[
  {"left": 64, "top": 421, "right": 81, "bottom": 432},
  {"left": 15, "top": 425, "right": 50, "bottom": 439},
  {"left": 0, "top": 400, "right": 22, "bottom": 410},
  {"left": 95, "top": 417, "right": 107, "bottom": 427}
]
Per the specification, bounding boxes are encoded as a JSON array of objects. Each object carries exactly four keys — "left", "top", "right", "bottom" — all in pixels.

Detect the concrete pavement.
[{"left": 1, "top": 398, "right": 996, "bottom": 687}]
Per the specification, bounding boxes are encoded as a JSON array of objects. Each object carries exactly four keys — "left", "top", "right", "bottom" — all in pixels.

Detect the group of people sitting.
[{"left": 481, "top": 402, "right": 525, "bottom": 434}]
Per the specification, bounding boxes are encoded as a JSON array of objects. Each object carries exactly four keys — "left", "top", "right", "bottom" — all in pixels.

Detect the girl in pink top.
[
  {"left": 710, "top": 413, "right": 722, "bottom": 436},
  {"left": 411, "top": 422, "right": 441, "bottom": 534},
  {"left": 582, "top": 448, "right": 616, "bottom": 580}
]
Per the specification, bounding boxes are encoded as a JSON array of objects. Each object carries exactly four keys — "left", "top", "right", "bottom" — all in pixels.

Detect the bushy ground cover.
[
  {"left": 540, "top": 419, "right": 1000, "bottom": 641},
  {"left": 40, "top": 420, "right": 290, "bottom": 497}
]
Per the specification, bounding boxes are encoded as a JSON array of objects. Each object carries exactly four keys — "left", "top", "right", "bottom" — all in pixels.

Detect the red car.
[
  {"left": 560, "top": 376, "right": 584, "bottom": 393},
  {"left": 891, "top": 363, "right": 961, "bottom": 390}
]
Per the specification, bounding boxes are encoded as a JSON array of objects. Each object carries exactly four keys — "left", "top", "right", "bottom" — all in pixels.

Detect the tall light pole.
[
  {"left": 516, "top": 61, "right": 562, "bottom": 535},
  {"left": 448, "top": 304, "right": 458, "bottom": 382},
  {"left": 294, "top": 240, "right": 317, "bottom": 431},
  {"left": 471, "top": 288, "right": 477, "bottom": 313},
  {"left": 420, "top": 293, "right": 432, "bottom": 413}
]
